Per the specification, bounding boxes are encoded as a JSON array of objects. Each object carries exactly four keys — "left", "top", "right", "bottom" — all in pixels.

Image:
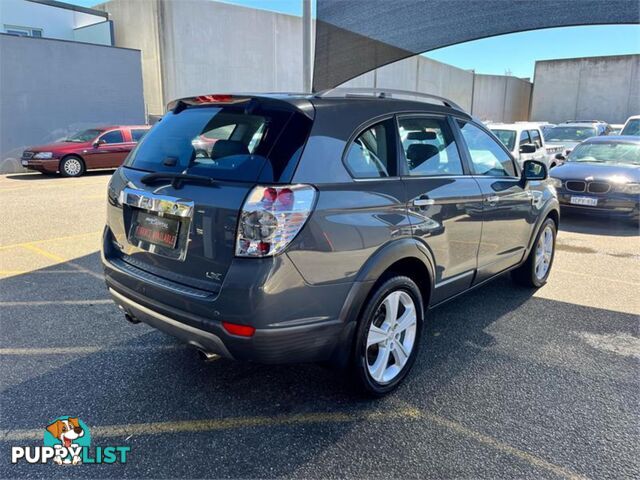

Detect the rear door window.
[
  {"left": 397, "top": 116, "right": 463, "bottom": 176},
  {"left": 125, "top": 101, "right": 312, "bottom": 182},
  {"left": 344, "top": 120, "right": 396, "bottom": 178}
]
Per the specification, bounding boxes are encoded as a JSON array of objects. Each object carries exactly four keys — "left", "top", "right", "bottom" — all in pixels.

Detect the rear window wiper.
[{"left": 140, "top": 172, "right": 217, "bottom": 189}]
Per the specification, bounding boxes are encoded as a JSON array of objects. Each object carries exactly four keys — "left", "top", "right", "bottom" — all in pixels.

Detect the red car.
[{"left": 21, "top": 125, "right": 151, "bottom": 177}]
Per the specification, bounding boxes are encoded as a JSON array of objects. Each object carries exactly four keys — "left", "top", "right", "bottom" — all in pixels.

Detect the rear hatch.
[{"left": 104, "top": 95, "right": 313, "bottom": 293}]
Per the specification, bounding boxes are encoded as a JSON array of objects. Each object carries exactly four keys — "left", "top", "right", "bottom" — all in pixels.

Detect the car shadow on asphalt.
[
  {"left": 4, "top": 170, "right": 116, "bottom": 181},
  {"left": 559, "top": 212, "right": 639, "bottom": 237},
  {"left": 1, "top": 252, "right": 638, "bottom": 478}
]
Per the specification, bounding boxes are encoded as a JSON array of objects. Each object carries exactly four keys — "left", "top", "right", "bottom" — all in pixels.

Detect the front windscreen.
[
  {"left": 545, "top": 126, "right": 597, "bottom": 142},
  {"left": 621, "top": 119, "right": 640, "bottom": 136},
  {"left": 568, "top": 142, "right": 640, "bottom": 165},
  {"left": 490, "top": 129, "right": 517, "bottom": 151},
  {"left": 125, "top": 101, "right": 312, "bottom": 182},
  {"left": 64, "top": 129, "right": 103, "bottom": 142}
]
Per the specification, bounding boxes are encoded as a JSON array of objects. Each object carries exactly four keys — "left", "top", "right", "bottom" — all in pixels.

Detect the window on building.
[{"left": 4, "top": 25, "right": 43, "bottom": 38}]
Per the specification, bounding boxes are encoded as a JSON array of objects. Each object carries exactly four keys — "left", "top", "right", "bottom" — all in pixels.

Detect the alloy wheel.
[
  {"left": 366, "top": 290, "right": 417, "bottom": 384},
  {"left": 535, "top": 225, "right": 554, "bottom": 280},
  {"left": 63, "top": 158, "right": 82, "bottom": 176}
]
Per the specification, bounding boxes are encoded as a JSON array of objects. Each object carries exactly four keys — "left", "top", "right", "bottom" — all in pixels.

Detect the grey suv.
[{"left": 102, "top": 89, "right": 559, "bottom": 395}]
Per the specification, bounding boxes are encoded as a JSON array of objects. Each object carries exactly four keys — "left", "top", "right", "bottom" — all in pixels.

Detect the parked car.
[
  {"left": 21, "top": 125, "right": 151, "bottom": 177},
  {"left": 102, "top": 91, "right": 559, "bottom": 396},
  {"left": 550, "top": 136, "right": 639, "bottom": 221},
  {"left": 608, "top": 124, "right": 625, "bottom": 135},
  {"left": 489, "top": 122, "right": 563, "bottom": 168},
  {"left": 545, "top": 121, "right": 611, "bottom": 158},
  {"left": 517, "top": 121, "right": 556, "bottom": 139},
  {"left": 621, "top": 115, "right": 640, "bottom": 136}
]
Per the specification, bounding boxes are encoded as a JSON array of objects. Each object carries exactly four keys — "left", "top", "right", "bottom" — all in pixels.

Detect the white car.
[
  {"left": 620, "top": 115, "right": 640, "bottom": 136},
  {"left": 489, "top": 122, "right": 563, "bottom": 169}
]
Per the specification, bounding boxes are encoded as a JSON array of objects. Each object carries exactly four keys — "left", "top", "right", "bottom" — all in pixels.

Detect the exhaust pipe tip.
[
  {"left": 124, "top": 312, "right": 141, "bottom": 324},
  {"left": 197, "top": 349, "right": 221, "bottom": 362}
]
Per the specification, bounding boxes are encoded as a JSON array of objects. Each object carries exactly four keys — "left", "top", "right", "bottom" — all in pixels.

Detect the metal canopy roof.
[{"left": 313, "top": 0, "right": 640, "bottom": 91}]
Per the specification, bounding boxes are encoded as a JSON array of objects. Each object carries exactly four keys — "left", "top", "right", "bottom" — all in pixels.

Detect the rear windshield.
[
  {"left": 125, "top": 101, "right": 312, "bottom": 182},
  {"left": 545, "top": 126, "right": 597, "bottom": 142}
]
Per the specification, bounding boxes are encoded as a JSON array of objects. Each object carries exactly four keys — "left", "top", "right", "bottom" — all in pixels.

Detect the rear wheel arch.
[{"left": 329, "top": 239, "right": 434, "bottom": 369}]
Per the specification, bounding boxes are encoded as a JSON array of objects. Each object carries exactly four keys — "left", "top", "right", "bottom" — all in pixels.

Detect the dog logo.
[{"left": 44, "top": 416, "right": 91, "bottom": 465}]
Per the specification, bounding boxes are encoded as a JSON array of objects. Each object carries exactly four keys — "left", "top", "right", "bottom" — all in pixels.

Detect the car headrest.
[
  {"left": 210, "top": 140, "right": 249, "bottom": 159},
  {"left": 407, "top": 131, "right": 437, "bottom": 141},
  {"left": 406, "top": 144, "right": 440, "bottom": 167}
]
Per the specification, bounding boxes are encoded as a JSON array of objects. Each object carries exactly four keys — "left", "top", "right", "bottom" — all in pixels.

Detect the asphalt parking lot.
[{"left": 0, "top": 171, "right": 638, "bottom": 479}]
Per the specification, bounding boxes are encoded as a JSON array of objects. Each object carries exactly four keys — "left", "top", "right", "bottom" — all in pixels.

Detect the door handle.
[
  {"left": 485, "top": 195, "right": 499, "bottom": 204},
  {"left": 413, "top": 196, "right": 435, "bottom": 207}
]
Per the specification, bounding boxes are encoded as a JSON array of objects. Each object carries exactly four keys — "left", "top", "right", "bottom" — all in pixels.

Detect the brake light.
[
  {"left": 236, "top": 184, "right": 316, "bottom": 257},
  {"left": 222, "top": 321, "right": 256, "bottom": 337},
  {"left": 194, "top": 94, "right": 233, "bottom": 103}
]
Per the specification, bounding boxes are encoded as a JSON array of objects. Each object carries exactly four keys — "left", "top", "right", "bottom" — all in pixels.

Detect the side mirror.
[
  {"left": 519, "top": 143, "right": 537, "bottom": 154},
  {"left": 555, "top": 153, "right": 566, "bottom": 161},
  {"left": 522, "top": 160, "right": 547, "bottom": 182},
  {"left": 93, "top": 139, "right": 106, "bottom": 148}
]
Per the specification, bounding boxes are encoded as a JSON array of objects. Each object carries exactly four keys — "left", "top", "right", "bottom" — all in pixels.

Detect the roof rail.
[{"left": 314, "top": 87, "right": 465, "bottom": 112}]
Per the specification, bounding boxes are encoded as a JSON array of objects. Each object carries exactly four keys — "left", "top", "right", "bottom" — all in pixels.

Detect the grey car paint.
[{"left": 102, "top": 94, "right": 559, "bottom": 366}]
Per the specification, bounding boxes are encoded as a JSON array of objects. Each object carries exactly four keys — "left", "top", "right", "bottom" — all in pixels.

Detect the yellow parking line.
[
  {"left": 0, "top": 270, "right": 83, "bottom": 275},
  {"left": 0, "top": 231, "right": 100, "bottom": 251},
  {"left": 19, "top": 244, "right": 103, "bottom": 280},
  {"left": 419, "top": 411, "right": 584, "bottom": 480},
  {"left": 0, "top": 299, "right": 111, "bottom": 307},
  {"left": 0, "top": 408, "right": 584, "bottom": 479},
  {"left": 0, "top": 345, "right": 181, "bottom": 355}
]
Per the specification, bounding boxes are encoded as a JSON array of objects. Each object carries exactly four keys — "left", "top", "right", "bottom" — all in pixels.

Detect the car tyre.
[
  {"left": 511, "top": 218, "right": 556, "bottom": 288},
  {"left": 352, "top": 276, "right": 423, "bottom": 397},
  {"left": 59, "top": 155, "right": 85, "bottom": 177}
]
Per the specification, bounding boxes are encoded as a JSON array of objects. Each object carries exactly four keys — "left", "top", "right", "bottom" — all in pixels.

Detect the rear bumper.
[
  {"left": 106, "top": 277, "right": 347, "bottom": 364},
  {"left": 102, "top": 228, "right": 354, "bottom": 364}
]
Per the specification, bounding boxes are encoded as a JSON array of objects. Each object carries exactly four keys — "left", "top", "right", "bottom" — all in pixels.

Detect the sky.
[{"left": 69, "top": 0, "right": 639, "bottom": 79}]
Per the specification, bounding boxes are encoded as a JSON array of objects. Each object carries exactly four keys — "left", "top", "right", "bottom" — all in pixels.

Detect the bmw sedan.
[{"left": 550, "top": 136, "right": 640, "bottom": 221}]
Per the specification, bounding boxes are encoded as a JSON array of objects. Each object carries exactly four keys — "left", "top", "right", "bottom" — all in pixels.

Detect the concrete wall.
[
  {"left": 98, "top": 0, "right": 303, "bottom": 116},
  {"left": 0, "top": 34, "right": 145, "bottom": 173},
  {"left": 98, "top": 0, "right": 530, "bottom": 121},
  {"left": 530, "top": 55, "right": 640, "bottom": 124},
  {"left": 471, "top": 74, "right": 532, "bottom": 122},
  {"left": 95, "top": 0, "right": 164, "bottom": 116},
  {"left": 342, "top": 57, "right": 529, "bottom": 122}
]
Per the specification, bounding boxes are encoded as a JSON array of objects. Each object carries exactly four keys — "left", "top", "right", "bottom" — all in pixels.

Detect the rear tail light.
[
  {"left": 235, "top": 184, "right": 316, "bottom": 257},
  {"left": 222, "top": 321, "right": 256, "bottom": 337}
]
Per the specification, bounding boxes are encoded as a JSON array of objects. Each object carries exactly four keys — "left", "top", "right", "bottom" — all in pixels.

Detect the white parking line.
[
  {"left": 0, "top": 345, "right": 182, "bottom": 355},
  {"left": 0, "top": 299, "right": 111, "bottom": 307}
]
